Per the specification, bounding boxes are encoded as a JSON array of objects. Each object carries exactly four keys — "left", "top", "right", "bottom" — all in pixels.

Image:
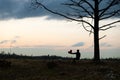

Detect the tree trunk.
[
  {"left": 94, "top": 0, "right": 100, "bottom": 61},
  {"left": 94, "top": 28, "right": 100, "bottom": 61}
]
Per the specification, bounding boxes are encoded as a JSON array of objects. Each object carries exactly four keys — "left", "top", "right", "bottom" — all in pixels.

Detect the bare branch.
[
  {"left": 81, "top": 19, "right": 94, "bottom": 34},
  {"left": 100, "top": 26, "right": 116, "bottom": 31},
  {"left": 99, "top": 0, "right": 118, "bottom": 18},
  {"left": 89, "top": 27, "right": 93, "bottom": 36},
  {"left": 77, "top": 3, "right": 94, "bottom": 19},
  {"left": 83, "top": 0, "right": 94, "bottom": 11},
  {"left": 65, "top": 6, "right": 93, "bottom": 18},
  {"left": 64, "top": 6, "right": 86, "bottom": 18},
  {"left": 63, "top": 1, "right": 94, "bottom": 19},
  {"left": 34, "top": 0, "right": 94, "bottom": 29},
  {"left": 100, "top": 10, "right": 120, "bottom": 20},
  {"left": 100, "top": 20, "right": 120, "bottom": 29},
  {"left": 99, "top": 35, "right": 107, "bottom": 40}
]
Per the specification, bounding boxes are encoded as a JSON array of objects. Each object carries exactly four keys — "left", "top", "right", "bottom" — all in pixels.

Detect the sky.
[{"left": 0, "top": 0, "right": 120, "bottom": 58}]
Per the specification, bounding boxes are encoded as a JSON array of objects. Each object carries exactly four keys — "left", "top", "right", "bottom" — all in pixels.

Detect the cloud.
[
  {"left": 0, "top": 40, "right": 9, "bottom": 44},
  {"left": 100, "top": 42, "right": 112, "bottom": 47},
  {"left": 11, "top": 36, "right": 20, "bottom": 44},
  {"left": 72, "top": 42, "right": 85, "bottom": 47},
  {"left": 0, "top": 0, "right": 119, "bottom": 20},
  {"left": 0, "top": 0, "right": 68, "bottom": 20},
  {"left": 0, "top": 36, "right": 20, "bottom": 45},
  {"left": 88, "top": 42, "right": 112, "bottom": 48},
  {"left": 11, "top": 40, "right": 17, "bottom": 44},
  {"left": 0, "top": 40, "right": 17, "bottom": 44}
]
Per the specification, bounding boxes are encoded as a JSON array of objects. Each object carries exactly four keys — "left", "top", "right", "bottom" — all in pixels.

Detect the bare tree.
[{"left": 31, "top": 0, "right": 120, "bottom": 61}]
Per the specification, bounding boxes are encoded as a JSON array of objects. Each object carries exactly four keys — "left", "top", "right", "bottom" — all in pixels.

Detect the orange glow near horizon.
[{"left": 0, "top": 17, "right": 120, "bottom": 50}]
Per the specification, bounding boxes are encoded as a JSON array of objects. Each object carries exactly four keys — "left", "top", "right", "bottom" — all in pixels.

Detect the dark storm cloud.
[
  {"left": 0, "top": 0, "right": 119, "bottom": 20},
  {"left": 0, "top": 0, "right": 68, "bottom": 20},
  {"left": 0, "top": 0, "right": 37, "bottom": 20},
  {"left": 0, "top": 0, "right": 27, "bottom": 20}
]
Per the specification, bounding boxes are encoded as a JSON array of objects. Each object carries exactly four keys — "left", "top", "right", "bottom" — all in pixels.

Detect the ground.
[{"left": 0, "top": 59, "right": 120, "bottom": 80}]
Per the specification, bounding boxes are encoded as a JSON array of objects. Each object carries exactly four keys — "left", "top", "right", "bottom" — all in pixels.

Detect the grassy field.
[{"left": 0, "top": 59, "right": 120, "bottom": 80}]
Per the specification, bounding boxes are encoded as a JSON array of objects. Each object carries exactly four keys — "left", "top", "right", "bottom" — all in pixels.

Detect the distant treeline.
[{"left": 0, "top": 51, "right": 72, "bottom": 60}]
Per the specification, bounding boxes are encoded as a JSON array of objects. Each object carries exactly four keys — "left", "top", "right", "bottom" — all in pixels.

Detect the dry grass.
[{"left": 0, "top": 59, "right": 120, "bottom": 80}]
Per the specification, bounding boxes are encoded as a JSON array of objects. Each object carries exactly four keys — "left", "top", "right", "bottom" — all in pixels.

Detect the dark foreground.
[{"left": 0, "top": 59, "right": 120, "bottom": 80}]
